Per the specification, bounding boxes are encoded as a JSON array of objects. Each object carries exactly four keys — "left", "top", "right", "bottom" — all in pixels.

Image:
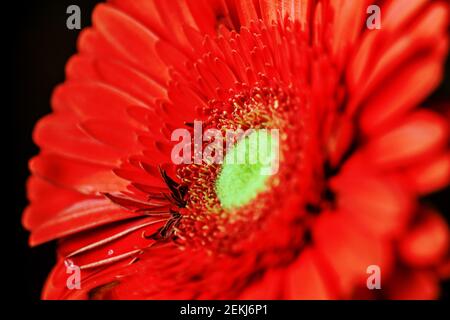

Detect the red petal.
[
  {"left": 285, "top": 249, "right": 337, "bottom": 299},
  {"left": 399, "top": 210, "right": 449, "bottom": 268},
  {"left": 65, "top": 55, "right": 100, "bottom": 81},
  {"left": 92, "top": 4, "right": 169, "bottom": 84},
  {"left": 259, "top": 0, "right": 278, "bottom": 23},
  {"left": 386, "top": 270, "right": 439, "bottom": 300},
  {"left": 23, "top": 176, "right": 88, "bottom": 230},
  {"left": 33, "top": 113, "right": 122, "bottom": 167},
  {"left": 234, "top": 0, "right": 259, "bottom": 26},
  {"left": 95, "top": 59, "right": 167, "bottom": 105},
  {"left": 238, "top": 269, "right": 284, "bottom": 299},
  {"left": 330, "top": 0, "right": 372, "bottom": 70},
  {"left": 359, "top": 41, "right": 447, "bottom": 135},
  {"left": 347, "top": 1, "right": 448, "bottom": 117},
  {"left": 109, "top": 0, "right": 170, "bottom": 40},
  {"left": 313, "top": 212, "right": 393, "bottom": 297},
  {"left": 52, "top": 82, "right": 149, "bottom": 123},
  {"left": 29, "top": 153, "right": 128, "bottom": 194},
  {"left": 77, "top": 28, "right": 126, "bottom": 64},
  {"left": 80, "top": 119, "right": 141, "bottom": 153},
  {"left": 57, "top": 216, "right": 166, "bottom": 269},
  {"left": 405, "top": 153, "right": 450, "bottom": 195},
  {"left": 29, "top": 199, "right": 134, "bottom": 246},
  {"left": 363, "top": 110, "right": 448, "bottom": 170},
  {"left": 332, "top": 155, "right": 414, "bottom": 237}
]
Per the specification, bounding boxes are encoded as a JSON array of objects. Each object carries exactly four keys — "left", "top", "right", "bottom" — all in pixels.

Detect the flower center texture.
[
  {"left": 216, "top": 129, "right": 279, "bottom": 210},
  {"left": 164, "top": 19, "right": 338, "bottom": 257}
]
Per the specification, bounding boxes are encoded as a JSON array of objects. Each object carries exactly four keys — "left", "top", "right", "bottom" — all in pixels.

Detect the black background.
[{"left": 9, "top": 0, "right": 450, "bottom": 301}]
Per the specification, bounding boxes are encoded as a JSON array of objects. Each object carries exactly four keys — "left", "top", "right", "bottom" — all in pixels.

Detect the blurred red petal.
[
  {"left": 386, "top": 270, "right": 440, "bottom": 300},
  {"left": 313, "top": 212, "right": 393, "bottom": 297},
  {"left": 239, "top": 269, "right": 284, "bottom": 299},
  {"left": 332, "top": 156, "right": 414, "bottom": 237},
  {"left": 285, "top": 249, "right": 337, "bottom": 299},
  {"left": 363, "top": 110, "right": 448, "bottom": 170},
  {"left": 347, "top": 2, "right": 448, "bottom": 122},
  {"left": 405, "top": 153, "right": 450, "bottom": 195},
  {"left": 399, "top": 210, "right": 449, "bottom": 268}
]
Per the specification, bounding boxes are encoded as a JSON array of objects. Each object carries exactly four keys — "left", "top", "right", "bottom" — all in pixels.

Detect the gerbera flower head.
[{"left": 24, "top": 0, "right": 450, "bottom": 299}]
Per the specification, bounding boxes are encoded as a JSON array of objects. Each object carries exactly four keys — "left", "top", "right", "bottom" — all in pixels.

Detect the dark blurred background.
[{"left": 9, "top": 0, "right": 450, "bottom": 301}]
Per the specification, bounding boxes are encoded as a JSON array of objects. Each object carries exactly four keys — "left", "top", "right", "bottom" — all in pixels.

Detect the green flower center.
[{"left": 215, "top": 130, "right": 279, "bottom": 210}]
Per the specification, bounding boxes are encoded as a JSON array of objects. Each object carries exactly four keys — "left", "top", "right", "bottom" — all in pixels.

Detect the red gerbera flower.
[{"left": 24, "top": 0, "right": 450, "bottom": 299}]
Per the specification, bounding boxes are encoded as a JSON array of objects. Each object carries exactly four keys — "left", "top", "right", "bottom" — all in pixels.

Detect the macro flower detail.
[{"left": 24, "top": 0, "right": 450, "bottom": 299}]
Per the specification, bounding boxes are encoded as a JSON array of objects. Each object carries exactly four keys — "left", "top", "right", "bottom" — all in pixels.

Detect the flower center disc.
[{"left": 215, "top": 130, "right": 279, "bottom": 210}]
